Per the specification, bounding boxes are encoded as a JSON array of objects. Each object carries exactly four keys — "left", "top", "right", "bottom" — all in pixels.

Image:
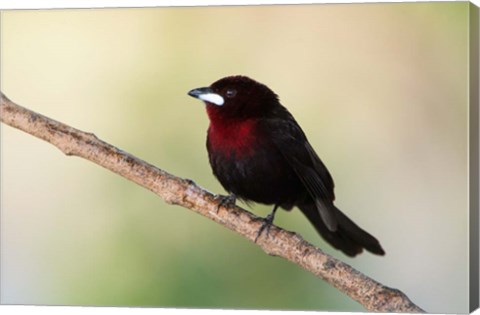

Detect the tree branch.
[{"left": 0, "top": 92, "right": 425, "bottom": 313}]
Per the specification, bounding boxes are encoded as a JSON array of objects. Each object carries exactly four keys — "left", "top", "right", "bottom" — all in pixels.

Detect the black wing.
[{"left": 263, "top": 106, "right": 338, "bottom": 231}]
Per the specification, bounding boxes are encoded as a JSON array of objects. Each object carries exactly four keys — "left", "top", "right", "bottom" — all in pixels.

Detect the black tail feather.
[{"left": 298, "top": 203, "right": 385, "bottom": 257}]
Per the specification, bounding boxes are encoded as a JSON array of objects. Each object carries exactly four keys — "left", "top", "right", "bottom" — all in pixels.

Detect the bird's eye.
[{"left": 225, "top": 89, "right": 237, "bottom": 98}]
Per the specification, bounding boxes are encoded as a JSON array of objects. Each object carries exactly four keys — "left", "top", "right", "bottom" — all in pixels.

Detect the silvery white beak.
[{"left": 188, "top": 87, "right": 224, "bottom": 106}]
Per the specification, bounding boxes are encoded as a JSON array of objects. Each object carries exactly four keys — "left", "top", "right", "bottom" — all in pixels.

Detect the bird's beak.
[{"left": 188, "top": 87, "right": 224, "bottom": 106}]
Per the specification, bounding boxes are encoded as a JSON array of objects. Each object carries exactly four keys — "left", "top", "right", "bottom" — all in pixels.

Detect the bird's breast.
[
  {"left": 206, "top": 121, "right": 304, "bottom": 206},
  {"left": 207, "top": 119, "right": 258, "bottom": 158}
]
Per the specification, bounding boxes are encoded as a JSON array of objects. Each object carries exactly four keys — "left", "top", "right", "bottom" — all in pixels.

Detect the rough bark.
[{"left": 0, "top": 92, "right": 425, "bottom": 313}]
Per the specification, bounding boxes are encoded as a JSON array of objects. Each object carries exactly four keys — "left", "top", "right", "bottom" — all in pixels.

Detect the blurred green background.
[{"left": 0, "top": 2, "right": 471, "bottom": 313}]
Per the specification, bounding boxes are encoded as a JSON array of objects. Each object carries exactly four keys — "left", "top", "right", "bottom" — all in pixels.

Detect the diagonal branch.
[{"left": 0, "top": 92, "right": 425, "bottom": 313}]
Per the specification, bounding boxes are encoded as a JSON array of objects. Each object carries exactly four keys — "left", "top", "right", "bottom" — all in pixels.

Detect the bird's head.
[{"left": 188, "top": 75, "right": 279, "bottom": 120}]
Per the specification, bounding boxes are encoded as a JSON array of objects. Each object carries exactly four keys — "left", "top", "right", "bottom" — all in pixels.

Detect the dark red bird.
[{"left": 188, "top": 75, "right": 384, "bottom": 257}]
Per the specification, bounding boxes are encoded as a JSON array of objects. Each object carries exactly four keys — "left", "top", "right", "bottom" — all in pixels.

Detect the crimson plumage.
[{"left": 188, "top": 75, "right": 384, "bottom": 256}]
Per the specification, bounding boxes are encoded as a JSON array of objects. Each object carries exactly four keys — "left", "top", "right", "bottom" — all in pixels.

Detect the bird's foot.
[
  {"left": 254, "top": 205, "right": 279, "bottom": 243},
  {"left": 254, "top": 213, "right": 275, "bottom": 243},
  {"left": 215, "top": 193, "right": 236, "bottom": 213}
]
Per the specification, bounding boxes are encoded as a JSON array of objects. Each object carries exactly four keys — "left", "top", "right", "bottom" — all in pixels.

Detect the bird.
[{"left": 187, "top": 75, "right": 385, "bottom": 257}]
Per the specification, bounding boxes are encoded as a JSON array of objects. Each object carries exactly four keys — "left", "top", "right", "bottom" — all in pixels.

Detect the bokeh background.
[{"left": 0, "top": 3, "right": 471, "bottom": 313}]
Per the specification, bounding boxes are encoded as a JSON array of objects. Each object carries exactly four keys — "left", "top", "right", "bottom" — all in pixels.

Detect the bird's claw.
[
  {"left": 254, "top": 213, "right": 275, "bottom": 243},
  {"left": 216, "top": 194, "right": 236, "bottom": 213}
]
